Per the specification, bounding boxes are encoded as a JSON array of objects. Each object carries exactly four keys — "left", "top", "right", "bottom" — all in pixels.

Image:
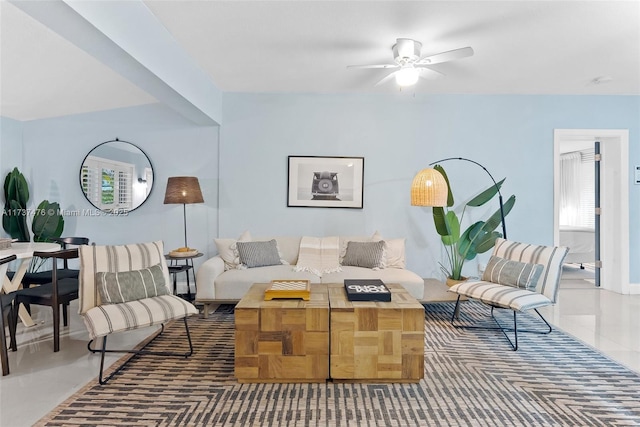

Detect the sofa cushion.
[
  {"left": 341, "top": 241, "right": 386, "bottom": 269},
  {"left": 482, "top": 255, "right": 543, "bottom": 291},
  {"left": 449, "top": 280, "right": 552, "bottom": 312},
  {"left": 236, "top": 239, "right": 284, "bottom": 268},
  {"left": 83, "top": 294, "right": 198, "bottom": 339},
  {"left": 215, "top": 230, "right": 252, "bottom": 270},
  {"left": 214, "top": 265, "right": 321, "bottom": 300},
  {"left": 382, "top": 238, "right": 406, "bottom": 269},
  {"left": 96, "top": 263, "right": 168, "bottom": 304}
]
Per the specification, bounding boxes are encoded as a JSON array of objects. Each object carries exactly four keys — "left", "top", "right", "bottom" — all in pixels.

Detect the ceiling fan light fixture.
[{"left": 395, "top": 66, "right": 419, "bottom": 87}]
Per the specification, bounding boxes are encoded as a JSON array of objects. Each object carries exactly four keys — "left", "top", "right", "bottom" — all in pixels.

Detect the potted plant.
[
  {"left": 2, "top": 167, "right": 65, "bottom": 271},
  {"left": 432, "top": 165, "right": 516, "bottom": 284}
]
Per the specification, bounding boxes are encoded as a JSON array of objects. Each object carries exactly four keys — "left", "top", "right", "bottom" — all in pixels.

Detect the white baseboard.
[{"left": 629, "top": 283, "right": 640, "bottom": 295}]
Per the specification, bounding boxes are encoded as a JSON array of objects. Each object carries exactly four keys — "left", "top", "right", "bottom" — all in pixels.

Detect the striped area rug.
[{"left": 38, "top": 302, "right": 640, "bottom": 426}]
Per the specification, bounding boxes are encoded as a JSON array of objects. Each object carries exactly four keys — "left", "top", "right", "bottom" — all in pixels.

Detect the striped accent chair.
[
  {"left": 448, "top": 238, "right": 569, "bottom": 350},
  {"left": 78, "top": 241, "right": 198, "bottom": 384}
]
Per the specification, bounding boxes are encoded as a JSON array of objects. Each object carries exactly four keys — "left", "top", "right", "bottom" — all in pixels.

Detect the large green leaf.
[
  {"left": 3, "top": 200, "right": 30, "bottom": 241},
  {"left": 466, "top": 178, "right": 505, "bottom": 207},
  {"left": 440, "top": 211, "right": 460, "bottom": 246},
  {"left": 480, "top": 194, "right": 516, "bottom": 234},
  {"left": 475, "top": 231, "right": 502, "bottom": 254},
  {"left": 434, "top": 165, "right": 454, "bottom": 207},
  {"left": 32, "top": 200, "right": 64, "bottom": 242},
  {"left": 458, "top": 221, "right": 485, "bottom": 260},
  {"left": 4, "top": 168, "right": 29, "bottom": 206},
  {"left": 432, "top": 206, "right": 449, "bottom": 236}
]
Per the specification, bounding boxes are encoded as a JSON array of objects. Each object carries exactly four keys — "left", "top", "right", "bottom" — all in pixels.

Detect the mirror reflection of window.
[
  {"left": 80, "top": 140, "right": 153, "bottom": 213},
  {"left": 102, "top": 168, "right": 115, "bottom": 205}
]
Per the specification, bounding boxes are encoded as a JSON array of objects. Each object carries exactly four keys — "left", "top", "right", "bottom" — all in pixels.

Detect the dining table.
[{"left": 0, "top": 241, "right": 61, "bottom": 327}]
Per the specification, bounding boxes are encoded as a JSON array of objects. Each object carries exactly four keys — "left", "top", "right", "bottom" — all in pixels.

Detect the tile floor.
[{"left": 1, "top": 266, "right": 639, "bottom": 426}]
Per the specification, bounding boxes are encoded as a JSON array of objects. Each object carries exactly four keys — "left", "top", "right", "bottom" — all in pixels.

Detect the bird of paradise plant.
[{"left": 432, "top": 165, "right": 516, "bottom": 280}]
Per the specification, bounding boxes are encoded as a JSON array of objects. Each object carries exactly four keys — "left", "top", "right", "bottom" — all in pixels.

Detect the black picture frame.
[{"left": 287, "top": 156, "right": 364, "bottom": 208}]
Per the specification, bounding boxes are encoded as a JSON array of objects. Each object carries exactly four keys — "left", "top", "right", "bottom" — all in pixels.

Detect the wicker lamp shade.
[
  {"left": 163, "top": 177, "right": 204, "bottom": 205},
  {"left": 410, "top": 168, "right": 448, "bottom": 207}
]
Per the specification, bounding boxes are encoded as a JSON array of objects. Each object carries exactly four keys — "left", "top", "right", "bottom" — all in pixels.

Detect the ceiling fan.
[{"left": 347, "top": 38, "right": 474, "bottom": 87}]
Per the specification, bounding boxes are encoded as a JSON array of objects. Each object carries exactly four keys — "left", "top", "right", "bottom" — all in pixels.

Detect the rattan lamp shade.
[
  {"left": 410, "top": 168, "right": 448, "bottom": 207},
  {"left": 163, "top": 177, "right": 204, "bottom": 205}
]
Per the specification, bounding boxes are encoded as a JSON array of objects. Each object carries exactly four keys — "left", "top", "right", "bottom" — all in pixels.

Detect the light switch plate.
[{"left": 635, "top": 165, "right": 640, "bottom": 185}]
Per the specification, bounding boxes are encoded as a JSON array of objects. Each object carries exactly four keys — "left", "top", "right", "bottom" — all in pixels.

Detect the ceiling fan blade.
[
  {"left": 374, "top": 71, "right": 397, "bottom": 86},
  {"left": 347, "top": 64, "right": 399, "bottom": 69},
  {"left": 416, "top": 46, "right": 474, "bottom": 65},
  {"left": 415, "top": 65, "right": 445, "bottom": 79}
]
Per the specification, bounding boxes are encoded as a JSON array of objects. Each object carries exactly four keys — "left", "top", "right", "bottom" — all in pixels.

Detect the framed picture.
[{"left": 288, "top": 156, "right": 364, "bottom": 208}]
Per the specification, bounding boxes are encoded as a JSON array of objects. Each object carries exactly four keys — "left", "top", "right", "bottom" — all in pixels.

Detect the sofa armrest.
[{"left": 195, "top": 256, "right": 225, "bottom": 301}]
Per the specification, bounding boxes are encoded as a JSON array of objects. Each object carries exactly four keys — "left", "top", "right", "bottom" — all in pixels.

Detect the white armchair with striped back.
[
  {"left": 78, "top": 241, "right": 199, "bottom": 384},
  {"left": 448, "top": 238, "right": 569, "bottom": 350}
]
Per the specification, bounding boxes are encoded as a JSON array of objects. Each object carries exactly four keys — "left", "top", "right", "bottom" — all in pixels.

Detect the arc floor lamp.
[
  {"left": 164, "top": 176, "right": 204, "bottom": 249},
  {"left": 410, "top": 157, "right": 507, "bottom": 239}
]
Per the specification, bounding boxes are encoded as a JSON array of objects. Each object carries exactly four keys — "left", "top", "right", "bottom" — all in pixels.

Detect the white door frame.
[{"left": 553, "top": 129, "right": 630, "bottom": 294}]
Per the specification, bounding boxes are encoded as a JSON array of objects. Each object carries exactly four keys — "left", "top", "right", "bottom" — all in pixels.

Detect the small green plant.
[
  {"left": 432, "top": 165, "right": 516, "bottom": 280},
  {"left": 2, "top": 168, "right": 65, "bottom": 271}
]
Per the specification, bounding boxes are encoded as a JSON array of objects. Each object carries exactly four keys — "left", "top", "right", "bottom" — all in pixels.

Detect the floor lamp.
[
  {"left": 410, "top": 157, "right": 507, "bottom": 239},
  {"left": 163, "top": 177, "right": 204, "bottom": 249}
]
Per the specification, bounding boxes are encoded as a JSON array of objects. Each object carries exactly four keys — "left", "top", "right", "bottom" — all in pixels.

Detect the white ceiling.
[{"left": 1, "top": 1, "right": 639, "bottom": 122}]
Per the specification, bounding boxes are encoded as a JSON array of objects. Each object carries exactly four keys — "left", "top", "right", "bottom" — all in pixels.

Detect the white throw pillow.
[
  {"left": 384, "top": 238, "right": 406, "bottom": 269},
  {"left": 214, "top": 230, "right": 252, "bottom": 270},
  {"left": 371, "top": 232, "right": 406, "bottom": 269}
]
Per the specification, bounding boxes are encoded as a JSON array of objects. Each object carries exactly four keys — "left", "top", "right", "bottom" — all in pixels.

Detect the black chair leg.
[
  {"left": 62, "top": 303, "right": 69, "bottom": 327},
  {"left": 53, "top": 305, "right": 60, "bottom": 353},
  {"left": 8, "top": 305, "right": 17, "bottom": 352},
  {"left": 0, "top": 312, "right": 9, "bottom": 376}
]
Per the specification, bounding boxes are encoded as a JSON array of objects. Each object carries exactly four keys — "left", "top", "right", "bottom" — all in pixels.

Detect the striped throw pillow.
[
  {"left": 96, "top": 263, "right": 168, "bottom": 304},
  {"left": 482, "top": 255, "right": 543, "bottom": 291},
  {"left": 236, "top": 239, "right": 283, "bottom": 268},
  {"left": 341, "top": 241, "right": 386, "bottom": 269}
]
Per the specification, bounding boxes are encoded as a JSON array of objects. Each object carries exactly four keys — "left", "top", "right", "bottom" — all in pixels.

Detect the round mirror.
[{"left": 80, "top": 139, "right": 154, "bottom": 213}]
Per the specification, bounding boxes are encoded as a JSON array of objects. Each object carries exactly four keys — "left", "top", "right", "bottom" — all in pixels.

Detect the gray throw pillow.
[
  {"left": 236, "top": 239, "right": 283, "bottom": 268},
  {"left": 482, "top": 255, "right": 544, "bottom": 291},
  {"left": 96, "top": 263, "right": 168, "bottom": 304},
  {"left": 341, "top": 240, "right": 386, "bottom": 269}
]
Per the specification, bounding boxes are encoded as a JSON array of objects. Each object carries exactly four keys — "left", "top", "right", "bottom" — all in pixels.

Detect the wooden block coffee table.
[
  {"left": 235, "top": 283, "right": 329, "bottom": 383},
  {"left": 327, "top": 283, "right": 425, "bottom": 382}
]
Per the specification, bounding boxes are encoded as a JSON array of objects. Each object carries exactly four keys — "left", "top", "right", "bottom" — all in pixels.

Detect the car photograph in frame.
[{"left": 287, "top": 156, "right": 364, "bottom": 208}]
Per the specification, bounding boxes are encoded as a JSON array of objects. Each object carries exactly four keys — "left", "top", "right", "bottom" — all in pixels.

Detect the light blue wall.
[
  {"left": 8, "top": 103, "right": 219, "bottom": 271},
  {"left": 3, "top": 94, "right": 637, "bottom": 283},
  {"left": 1, "top": 116, "right": 24, "bottom": 177},
  {"left": 220, "top": 93, "right": 639, "bottom": 281}
]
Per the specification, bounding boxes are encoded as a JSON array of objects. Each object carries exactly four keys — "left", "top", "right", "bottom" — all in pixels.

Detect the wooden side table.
[{"left": 164, "top": 252, "right": 203, "bottom": 301}]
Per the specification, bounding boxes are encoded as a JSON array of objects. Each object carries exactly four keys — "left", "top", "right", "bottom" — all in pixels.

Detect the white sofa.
[{"left": 195, "top": 234, "right": 424, "bottom": 316}]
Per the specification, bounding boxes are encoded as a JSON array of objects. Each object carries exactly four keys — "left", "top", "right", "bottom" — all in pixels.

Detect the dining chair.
[
  {"left": 19, "top": 237, "right": 90, "bottom": 288},
  {"left": 1, "top": 255, "right": 18, "bottom": 376},
  {"left": 12, "top": 248, "right": 80, "bottom": 352}
]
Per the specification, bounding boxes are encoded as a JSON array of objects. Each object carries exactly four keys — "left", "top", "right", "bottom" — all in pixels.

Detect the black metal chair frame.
[
  {"left": 450, "top": 295, "right": 553, "bottom": 351},
  {"left": 1, "top": 255, "right": 18, "bottom": 376},
  {"left": 87, "top": 318, "right": 194, "bottom": 385}
]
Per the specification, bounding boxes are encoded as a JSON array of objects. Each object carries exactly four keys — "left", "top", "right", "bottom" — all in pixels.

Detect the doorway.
[{"left": 553, "top": 129, "right": 630, "bottom": 294}]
